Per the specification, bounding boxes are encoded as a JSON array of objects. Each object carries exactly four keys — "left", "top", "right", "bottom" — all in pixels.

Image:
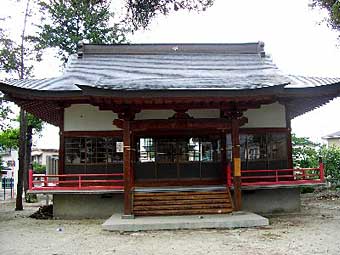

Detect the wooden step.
[
  {"left": 134, "top": 208, "right": 233, "bottom": 216},
  {"left": 133, "top": 198, "right": 230, "bottom": 206},
  {"left": 134, "top": 203, "right": 232, "bottom": 211},
  {"left": 134, "top": 194, "right": 230, "bottom": 201},
  {"left": 132, "top": 189, "right": 234, "bottom": 216},
  {"left": 134, "top": 191, "right": 228, "bottom": 197}
]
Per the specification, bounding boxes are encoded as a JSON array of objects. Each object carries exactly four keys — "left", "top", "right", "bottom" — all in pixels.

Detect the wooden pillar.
[
  {"left": 287, "top": 129, "right": 293, "bottom": 169},
  {"left": 220, "top": 131, "right": 227, "bottom": 184},
  {"left": 58, "top": 107, "right": 65, "bottom": 175},
  {"left": 123, "top": 120, "right": 134, "bottom": 217},
  {"left": 231, "top": 118, "right": 242, "bottom": 211}
]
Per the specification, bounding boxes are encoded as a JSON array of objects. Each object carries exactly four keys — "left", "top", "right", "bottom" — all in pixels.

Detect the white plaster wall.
[
  {"left": 64, "top": 103, "right": 286, "bottom": 131},
  {"left": 64, "top": 104, "right": 121, "bottom": 131},
  {"left": 243, "top": 102, "right": 286, "bottom": 128}
]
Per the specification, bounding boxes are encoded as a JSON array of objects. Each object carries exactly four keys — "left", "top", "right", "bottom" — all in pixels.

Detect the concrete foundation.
[
  {"left": 52, "top": 187, "right": 300, "bottom": 219},
  {"left": 53, "top": 193, "right": 123, "bottom": 219},
  {"left": 102, "top": 211, "right": 269, "bottom": 232},
  {"left": 241, "top": 187, "right": 300, "bottom": 214}
]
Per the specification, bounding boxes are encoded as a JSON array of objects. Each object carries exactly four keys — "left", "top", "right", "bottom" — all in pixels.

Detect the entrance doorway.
[{"left": 135, "top": 135, "right": 224, "bottom": 181}]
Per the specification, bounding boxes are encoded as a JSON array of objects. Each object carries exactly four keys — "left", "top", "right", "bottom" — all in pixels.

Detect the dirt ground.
[{"left": 1, "top": 191, "right": 340, "bottom": 255}]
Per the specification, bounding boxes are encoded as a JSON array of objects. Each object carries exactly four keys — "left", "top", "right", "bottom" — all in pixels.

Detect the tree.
[
  {"left": 292, "top": 134, "right": 320, "bottom": 168},
  {"left": 320, "top": 145, "right": 340, "bottom": 183},
  {"left": 0, "top": 0, "right": 42, "bottom": 210},
  {"left": 32, "top": 0, "right": 214, "bottom": 62},
  {"left": 32, "top": 0, "right": 127, "bottom": 62},
  {"left": 0, "top": 128, "right": 20, "bottom": 150},
  {"left": 24, "top": 113, "right": 44, "bottom": 193},
  {"left": 125, "top": 0, "right": 214, "bottom": 30},
  {"left": 292, "top": 134, "right": 340, "bottom": 185},
  {"left": 311, "top": 1, "right": 340, "bottom": 36},
  {"left": 0, "top": 113, "right": 43, "bottom": 198}
]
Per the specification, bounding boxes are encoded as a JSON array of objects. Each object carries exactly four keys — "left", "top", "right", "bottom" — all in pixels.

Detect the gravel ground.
[{"left": 1, "top": 191, "right": 340, "bottom": 255}]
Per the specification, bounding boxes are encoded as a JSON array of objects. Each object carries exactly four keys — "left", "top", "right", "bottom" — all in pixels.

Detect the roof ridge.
[{"left": 76, "top": 42, "right": 265, "bottom": 57}]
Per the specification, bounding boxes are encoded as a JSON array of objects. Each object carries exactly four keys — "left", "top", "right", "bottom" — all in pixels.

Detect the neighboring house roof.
[
  {"left": 322, "top": 131, "right": 340, "bottom": 139},
  {"left": 31, "top": 149, "right": 59, "bottom": 156},
  {"left": 0, "top": 42, "right": 339, "bottom": 126}
]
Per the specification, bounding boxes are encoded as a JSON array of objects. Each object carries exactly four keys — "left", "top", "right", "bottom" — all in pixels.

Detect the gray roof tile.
[{"left": 1, "top": 43, "right": 340, "bottom": 92}]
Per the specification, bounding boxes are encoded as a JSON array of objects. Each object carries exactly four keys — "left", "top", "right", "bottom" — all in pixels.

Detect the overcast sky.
[{"left": 2, "top": 0, "right": 340, "bottom": 149}]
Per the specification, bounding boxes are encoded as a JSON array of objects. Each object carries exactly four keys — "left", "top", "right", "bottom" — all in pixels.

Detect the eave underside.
[{"left": 2, "top": 83, "right": 340, "bottom": 126}]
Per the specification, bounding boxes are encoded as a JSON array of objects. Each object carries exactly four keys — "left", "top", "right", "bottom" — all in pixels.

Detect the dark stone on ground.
[{"left": 30, "top": 205, "right": 53, "bottom": 219}]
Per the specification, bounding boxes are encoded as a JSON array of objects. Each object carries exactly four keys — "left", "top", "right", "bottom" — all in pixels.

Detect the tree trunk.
[
  {"left": 15, "top": 0, "right": 31, "bottom": 210},
  {"left": 24, "top": 125, "right": 32, "bottom": 193},
  {"left": 16, "top": 109, "right": 27, "bottom": 211}
]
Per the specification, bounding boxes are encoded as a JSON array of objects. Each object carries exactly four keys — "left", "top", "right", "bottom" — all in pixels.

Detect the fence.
[
  {"left": 28, "top": 170, "right": 124, "bottom": 191},
  {"left": 227, "top": 162, "right": 325, "bottom": 187}
]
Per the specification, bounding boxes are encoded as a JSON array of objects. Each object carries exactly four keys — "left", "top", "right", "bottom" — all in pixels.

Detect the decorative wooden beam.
[
  {"left": 91, "top": 95, "right": 276, "bottom": 111},
  {"left": 113, "top": 117, "right": 248, "bottom": 132}
]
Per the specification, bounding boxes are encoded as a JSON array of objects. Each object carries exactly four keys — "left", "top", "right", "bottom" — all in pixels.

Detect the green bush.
[
  {"left": 32, "top": 162, "right": 46, "bottom": 174},
  {"left": 301, "top": 186, "right": 315, "bottom": 194},
  {"left": 320, "top": 145, "right": 340, "bottom": 183},
  {"left": 292, "top": 134, "right": 340, "bottom": 185}
]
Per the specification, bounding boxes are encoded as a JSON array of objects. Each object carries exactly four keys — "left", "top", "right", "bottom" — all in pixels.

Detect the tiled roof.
[
  {"left": 2, "top": 42, "right": 293, "bottom": 91},
  {"left": 3, "top": 43, "right": 340, "bottom": 92},
  {"left": 322, "top": 131, "right": 340, "bottom": 139}
]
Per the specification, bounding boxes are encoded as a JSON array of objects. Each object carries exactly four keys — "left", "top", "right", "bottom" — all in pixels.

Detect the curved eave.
[
  {"left": 1, "top": 80, "right": 340, "bottom": 125},
  {"left": 76, "top": 83, "right": 287, "bottom": 98},
  {"left": 281, "top": 82, "right": 340, "bottom": 119},
  {"left": 0, "top": 82, "right": 82, "bottom": 99}
]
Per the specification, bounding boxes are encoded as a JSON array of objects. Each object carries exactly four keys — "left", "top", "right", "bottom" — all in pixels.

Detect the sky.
[{"left": 1, "top": 0, "right": 340, "bottom": 149}]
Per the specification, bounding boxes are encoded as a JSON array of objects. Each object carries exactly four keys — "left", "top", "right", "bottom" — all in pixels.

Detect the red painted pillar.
[
  {"left": 319, "top": 158, "right": 325, "bottom": 182},
  {"left": 231, "top": 118, "right": 242, "bottom": 211},
  {"left": 28, "top": 169, "right": 33, "bottom": 190},
  {"left": 123, "top": 120, "right": 134, "bottom": 217}
]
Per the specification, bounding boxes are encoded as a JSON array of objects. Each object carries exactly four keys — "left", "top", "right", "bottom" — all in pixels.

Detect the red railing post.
[
  {"left": 319, "top": 161, "right": 325, "bottom": 182},
  {"left": 44, "top": 175, "right": 48, "bottom": 187},
  {"left": 28, "top": 169, "right": 33, "bottom": 190},
  {"left": 275, "top": 170, "right": 279, "bottom": 183},
  {"left": 226, "top": 162, "right": 232, "bottom": 187},
  {"left": 78, "top": 176, "right": 82, "bottom": 189}
]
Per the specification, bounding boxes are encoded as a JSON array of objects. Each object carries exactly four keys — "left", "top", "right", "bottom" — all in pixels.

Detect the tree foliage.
[
  {"left": 125, "top": 0, "right": 214, "bottom": 29},
  {"left": 0, "top": 113, "right": 43, "bottom": 151},
  {"left": 292, "top": 133, "right": 340, "bottom": 184},
  {"left": 0, "top": 99, "right": 13, "bottom": 131},
  {"left": 312, "top": 0, "right": 340, "bottom": 35},
  {"left": 31, "top": 0, "right": 215, "bottom": 62},
  {"left": 26, "top": 113, "right": 44, "bottom": 135},
  {"left": 320, "top": 145, "right": 340, "bottom": 182},
  {"left": 32, "top": 161, "right": 46, "bottom": 174},
  {"left": 0, "top": 22, "right": 38, "bottom": 79},
  {"left": 0, "top": 128, "right": 20, "bottom": 150},
  {"left": 292, "top": 134, "right": 320, "bottom": 168},
  {"left": 32, "top": 0, "right": 127, "bottom": 62}
]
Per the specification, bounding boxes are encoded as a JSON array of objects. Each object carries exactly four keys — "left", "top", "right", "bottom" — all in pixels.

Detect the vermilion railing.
[
  {"left": 28, "top": 170, "right": 124, "bottom": 191},
  {"left": 226, "top": 162, "right": 325, "bottom": 187}
]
